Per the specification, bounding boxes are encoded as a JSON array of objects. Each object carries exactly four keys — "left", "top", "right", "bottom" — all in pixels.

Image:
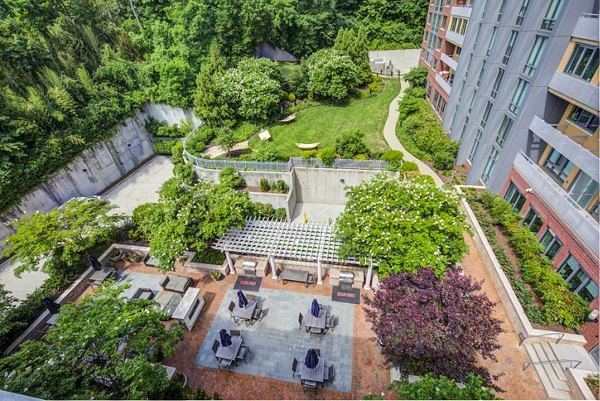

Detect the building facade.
[{"left": 422, "top": 0, "right": 599, "bottom": 364}]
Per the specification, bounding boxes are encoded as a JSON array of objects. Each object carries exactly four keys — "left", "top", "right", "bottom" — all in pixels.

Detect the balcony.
[
  {"left": 446, "top": 30, "right": 465, "bottom": 47},
  {"left": 572, "top": 13, "right": 599, "bottom": 42},
  {"left": 451, "top": 5, "right": 472, "bottom": 18},
  {"left": 440, "top": 52, "right": 458, "bottom": 71},
  {"left": 435, "top": 72, "right": 452, "bottom": 96},
  {"left": 529, "top": 116, "right": 598, "bottom": 181},
  {"left": 548, "top": 72, "right": 599, "bottom": 112},
  {"left": 514, "top": 152, "right": 599, "bottom": 257}
]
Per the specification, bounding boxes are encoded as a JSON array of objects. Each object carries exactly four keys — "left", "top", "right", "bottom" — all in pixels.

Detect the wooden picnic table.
[
  {"left": 215, "top": 337, "right": 243, "bottom": 363},
  {"left": 299, "top": 357, "right": 325, "bottom": 384}
]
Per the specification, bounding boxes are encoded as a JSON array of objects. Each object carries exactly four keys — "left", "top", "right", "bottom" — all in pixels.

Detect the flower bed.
[{"left": 466, "top": 191, "right": 589, "bottom": 330}]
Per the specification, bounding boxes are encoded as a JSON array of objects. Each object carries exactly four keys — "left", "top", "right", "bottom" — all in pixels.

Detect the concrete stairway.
[{"left": 524, "top": 341, "right": 597, "bottom": 399}]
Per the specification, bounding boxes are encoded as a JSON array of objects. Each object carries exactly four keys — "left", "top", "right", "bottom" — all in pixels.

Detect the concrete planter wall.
[{"left": 460, "top": 195, "right": 587, "bottom": 346}]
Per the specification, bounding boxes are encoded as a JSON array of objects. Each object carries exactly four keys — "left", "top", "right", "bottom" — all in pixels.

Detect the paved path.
[
  {"left": 383, "top": 81, "right": 444, "bottom": 186},
  {"left": 201, "top": 140, "right": 249, "bottom": 159}
]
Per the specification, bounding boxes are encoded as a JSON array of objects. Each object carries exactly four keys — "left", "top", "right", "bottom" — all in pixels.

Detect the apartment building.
[{"left": 422, "top": 0, "right": 599, "bottom": 364}]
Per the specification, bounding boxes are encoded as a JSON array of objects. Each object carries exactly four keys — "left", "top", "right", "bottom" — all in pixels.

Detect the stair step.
[
  {"left": 531, "top": 343, "right": 570, "bottom": 390},
  {"left": 551, "top": 343, "right": 599, "bottom": 372},
  {"left": 524, "top": 343, "right": 571, "bottom": 399},
  {"left": 536, "top": 343, "right": 569, "bottom": 383}
]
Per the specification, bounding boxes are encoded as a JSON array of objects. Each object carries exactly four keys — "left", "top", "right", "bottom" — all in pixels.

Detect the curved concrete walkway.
[{"left": 383, "top": 80, "right": 444, "bottom": 186}]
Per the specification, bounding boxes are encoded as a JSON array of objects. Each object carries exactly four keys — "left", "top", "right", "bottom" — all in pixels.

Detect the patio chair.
[
  {"left": 211, "top": 340, "right": 220, "bottom": 356},
  {"left": 292, "top": 358, "right": 300, "bottom": 377},
  {"left": 252, "top": 307, "right": 263, "bottom": 322},
  {"left": 229, "top": 329, "right": 243, "bottom": 341},
  {"left": 236, "top": 345, "right": 250, "bottom": 364},
  {"left": 298, "top": 313, "right": 304, "bottom": 330},
  {"left": 246, "top": 294, "right": 257, "bottom": 303},
  {"left": 324, "top": 364, "right": 335, "bottom": 382},
  {"left": 217, "top": 358, "right": 232, "bottom": 371},
  {"left": 314, "top": 349, "right": 320, "bottom": 357},
  {"left": 309, "top": 327, "right": 324, "bottom": 334},
  {"left": 305, "top": 274, "right": 317, "bottom": 288},
  {"left": 228, "top": 301, "right": 238, "bottom": 323},
  {"left": 303, "top": 380, "right": 317, "bottom": 392},
  {"left": 326, "top": 315, "right": 337, "bottom": 332}
]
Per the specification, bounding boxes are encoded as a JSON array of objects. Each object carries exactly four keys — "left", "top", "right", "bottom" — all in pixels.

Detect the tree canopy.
[
  {"left": 364, "top": 269, "right": 503, "bottom": 388},
  {"left": 1, "top": 198, "right": 126, "bottom": 278},
  {"left": 305, "top": 48, "right": 362, "bottom": 100},
  {"left": 336, "top": 174, "right": 469, "bottom": 277},
  {"left": 0, "top": 282, "right": 185, "bottom": 400}
]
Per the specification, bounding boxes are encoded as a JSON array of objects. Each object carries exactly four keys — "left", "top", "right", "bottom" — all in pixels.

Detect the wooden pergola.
[{"left": 213, "top": 218, "right": 375, "bottom": 289}]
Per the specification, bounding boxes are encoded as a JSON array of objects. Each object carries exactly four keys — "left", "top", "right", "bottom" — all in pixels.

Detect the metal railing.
[
  {"left": 182, "top": 126, "right": 391, "bottom": 172},
  {"left": 517, "top": 152, "right": 598, "bottom": 227},
  {"left": 581, "top": 13, "right": 599, "bottom": 18},
  {"left": 523, "top": 359, "right": 581, "bottom": 371},
  {"left": 518, "top": 332, "right": 565, "bottom": 346}
]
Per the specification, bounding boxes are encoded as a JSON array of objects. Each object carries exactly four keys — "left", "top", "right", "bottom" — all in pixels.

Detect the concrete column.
[
  {"left": 317, "top": 259, "right": 323, "bottom": 285},
  {"left": 364, "top": 259, "right": 373, "bottom": 291},
  {"left": 225, "top": 251, "right": 235, "bottom": 275},
  {"left": 269, "top": 255, "right": 278, "bottom": 280}
]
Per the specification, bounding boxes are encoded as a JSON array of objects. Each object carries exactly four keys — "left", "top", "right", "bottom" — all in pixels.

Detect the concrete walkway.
[
  {"left": 201, "top": 140, "right": 249, "bottom": 159},
  {"left": 383, "top": 81, "right": 444, "bottom": 186}
]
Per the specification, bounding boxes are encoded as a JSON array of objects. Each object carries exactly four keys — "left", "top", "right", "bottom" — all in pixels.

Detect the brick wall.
[{"left": 501, "top": 168, "right": 599, "bottom": 350}]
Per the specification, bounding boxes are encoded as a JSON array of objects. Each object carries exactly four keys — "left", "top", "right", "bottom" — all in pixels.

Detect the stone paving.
[{"left": 195, "top": 286, "right": 354, "bottom": 392}]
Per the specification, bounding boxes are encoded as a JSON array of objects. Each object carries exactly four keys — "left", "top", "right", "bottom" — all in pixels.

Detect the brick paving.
[{"left": 461, "top": 232, "right": 548, "bottom": 400}]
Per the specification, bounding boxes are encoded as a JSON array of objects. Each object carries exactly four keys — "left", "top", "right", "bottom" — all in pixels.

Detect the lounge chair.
[{"left": 159, "top": 275, "right": 193, "bottom": 294}]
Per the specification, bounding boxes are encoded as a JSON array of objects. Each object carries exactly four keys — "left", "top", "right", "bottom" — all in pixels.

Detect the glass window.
[
  {"left": 543, "top": 148, "right": 574, "bottom": 184},
  {"left": 579, "top": 280, "right": 599, "bottom": 303},
  {"left": 495, "top": 115, "right": 513, "bottom": 148},
  {"left": 591, "top": 201, "right": 599, "bottom": 220},
  {"left": 496, "top": 0, "right": 506, "bottom": 22},
  {"left": 491, "top": 68, "right": 504, "bottom": 99},
  {"left": 504, "top": 182, "right": 526, "bottom": 212},
  {"left": 442, "top": 15, "right": 448, "bottom": 29},
  {"left": 480, "top": 101, "right": 492, "bottom": 128},
  {"left": 541, "top": 0, "right": 564, "bottom": 31},
  {"left": 523, "top": 207, "right": 543, "bottom": 233},
  {"left": 477, "top": 60, "right": 486, "bottom": 87},
  {"left": 433, "top": 58, "right": 438, "bottom": 70},
  {"left": 473, "top": 23, "right": 482, "bottom": 47},
  {"left": 558, "top": 254, "right": 579, "bottom": 280},
  {"left": 502, "top": 31, "right": 518, "bottom": 65},
  {"left": 516, "top": 0, "right": 530, "bottom": 25},
  {"left": 486, "top": 27, "right": 497, "bottom": 57},
  {"left": 428, "top": 12, "right": 432, "bottom": 24},
  {"left": 568, "top": 170, "right": 599, "bottom": 210},
  {"left": 558, "top": 254, "right": 599, "bottom": 302},
  {"left": 523, "top": 36, "right": 548, "bottom": 77},
  {"left": 569, "top": 106, "right": 600, "bottom": 132},
  {"left": 468, "top": 89, "right": 477, "bottom": 114},
  {"left": 509, "top": 79, "right": 529, "bottom": 114},
  {"left": 564, "top": 44, "right": 599, "bottom": 82},
  {"left": 539, "top": 229, "right": 562, "bottom": 259},
  {"left": 460, "top": 117, "right": 469, "bottom": 142},
  {"left": 481, "top": 147, "right": 499, "bottom": 183},
  {"left": 469, "top": 129, "right": 482, "bottom": 162}
]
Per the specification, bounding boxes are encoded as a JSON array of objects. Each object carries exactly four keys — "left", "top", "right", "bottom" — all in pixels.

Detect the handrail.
[
  {"left": 523, "top": 359, "right": 581, "bottom": 371},
  {"left": 518, "top": 331, "right": 565, "bottom": 346},
  {"left": 581, "top": 13, "right": 599, "bottom": 18},
  {"left": 517, "top": 152, "right": 598, "bottom": 227}
]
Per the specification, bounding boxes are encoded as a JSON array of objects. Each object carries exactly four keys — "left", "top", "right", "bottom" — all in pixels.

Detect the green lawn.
[
  {"left": 278, "top": 62, "right": 301, "bottom": 79},
  {"left": 249, "top": 78, "right": 400, "bottom": 158}
]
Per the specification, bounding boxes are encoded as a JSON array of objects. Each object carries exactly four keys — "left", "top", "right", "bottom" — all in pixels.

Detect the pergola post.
[
  {"left": 317, "top": 258, "right": 323, "bottom": 285},
  {"left": 364, "top": 258, "right": 373, "bottom": 291},
  {"left": 225, "top": 250, "right": 235, "bottom": 275},
  {"left": 269, "top": 255, "right": 278, "bottom": 280}
]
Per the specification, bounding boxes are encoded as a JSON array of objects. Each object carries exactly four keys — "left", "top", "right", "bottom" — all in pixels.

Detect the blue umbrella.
[
  {"left": 304, "top": 348, "right": 319, "bottom": 369},
  {"left": 237, "top": 290, "right": 248, "bottom": 308},
  {"left": 219, "top": 329, "right": 232, "bottom": 347},
  {"left": 87, "top": 255, "right": 102, "bottom": 271},
  {"left": 311, "top": 299, "right": 320, "bottom": 317}
]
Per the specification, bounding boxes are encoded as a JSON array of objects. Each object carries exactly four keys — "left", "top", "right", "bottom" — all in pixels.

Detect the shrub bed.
[{"left": 467, "top": 191, "right": 589, "bottom": 329}]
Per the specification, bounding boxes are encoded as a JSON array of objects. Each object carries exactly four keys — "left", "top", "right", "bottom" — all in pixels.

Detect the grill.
[
  {"left": 339, "top": 271, "right": 354, "bottom": 288},
  {"left": 242, "top": 260, "right": 257, "bottom": 276}
]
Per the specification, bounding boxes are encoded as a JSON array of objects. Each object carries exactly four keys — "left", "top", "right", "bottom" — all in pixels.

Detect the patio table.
[
  {"left": 233, "top": 300, "right": 257, "bottom": 321},
  {"left": 215, "top": 336, "right": 243, "bottom": 363},
  {"left": 89, "top": 267, "right": 114, "bottom": 283},
  {"left": 303, "top": 309, "right": 326, "bottom": 330},
  {"left": 299, "top": 357, "right": 325, "bottom": 384}
]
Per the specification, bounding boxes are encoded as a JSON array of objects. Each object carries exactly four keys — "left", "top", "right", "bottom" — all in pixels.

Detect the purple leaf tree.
[{"left": 364, "top": 268, "right": 503, "bottom": 389}]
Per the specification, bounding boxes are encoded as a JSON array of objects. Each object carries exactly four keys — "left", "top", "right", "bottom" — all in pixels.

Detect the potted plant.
[
  {"left": 109, "top": 248, "right": 123, "bottom": 262},
  {"left": 128, "top": 252, "right": 141, "bottom": 263},
  {"left": 210, "top": 271, "right": 223, "bottom": 281}
]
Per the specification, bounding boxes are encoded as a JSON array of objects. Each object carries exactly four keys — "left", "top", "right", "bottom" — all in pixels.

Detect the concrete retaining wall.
[
  {"left": 0, "top": 104, "right": 197, "bottom": 255},
  {"left": 143, "top": 104, "right": 201, "bottom": 128},
  {"left": 460, "top": 195, "right": 587, "bottom": 346}
]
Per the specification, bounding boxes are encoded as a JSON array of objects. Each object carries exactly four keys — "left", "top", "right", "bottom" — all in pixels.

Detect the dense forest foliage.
[{"left": 0, "top": 0, "right": 428, "bottom": 212}]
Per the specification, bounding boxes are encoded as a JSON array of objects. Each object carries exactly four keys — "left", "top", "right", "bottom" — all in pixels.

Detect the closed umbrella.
[
  {"left": 219, "top": 329, "right": 232, "bottom": 347},
  {"left": 310, "top": 299, "right": 320, "bottom": 317},
  {"left": 87, "top": 255, "right": 102, "bottom": 271},
  {"left": 42, "top": 297, "right": 61, "bottom": 315},
  {"left": 304, "top": 348, "right": 319, "bottom": 369},
  {"left": 237, "top": 290, "right": 248, "bottom": 308}
]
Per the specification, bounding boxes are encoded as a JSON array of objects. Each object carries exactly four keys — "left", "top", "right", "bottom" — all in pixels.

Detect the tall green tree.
[
  {"left": 305, "top": 48, "right": 361, "bottom": 100},
  {"left": 1, "top": 198, "right": 126, "bottom": 277},
  {"left": 334, "top": 27, "right": 371, "bottom": 85},
  {"left": 0, "top": 282, "right": 185, "bottom": 400}
]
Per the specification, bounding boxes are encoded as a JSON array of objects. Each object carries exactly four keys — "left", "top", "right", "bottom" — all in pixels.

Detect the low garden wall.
[
  {"left": 565, "top": 368, "right": 598, "bottom": 400},
  {"left": 248, "top": 191, "right": 293, "bottom": 220},
  {"left": 459, "top": 194, "right": 587, "bottom": 346}
]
